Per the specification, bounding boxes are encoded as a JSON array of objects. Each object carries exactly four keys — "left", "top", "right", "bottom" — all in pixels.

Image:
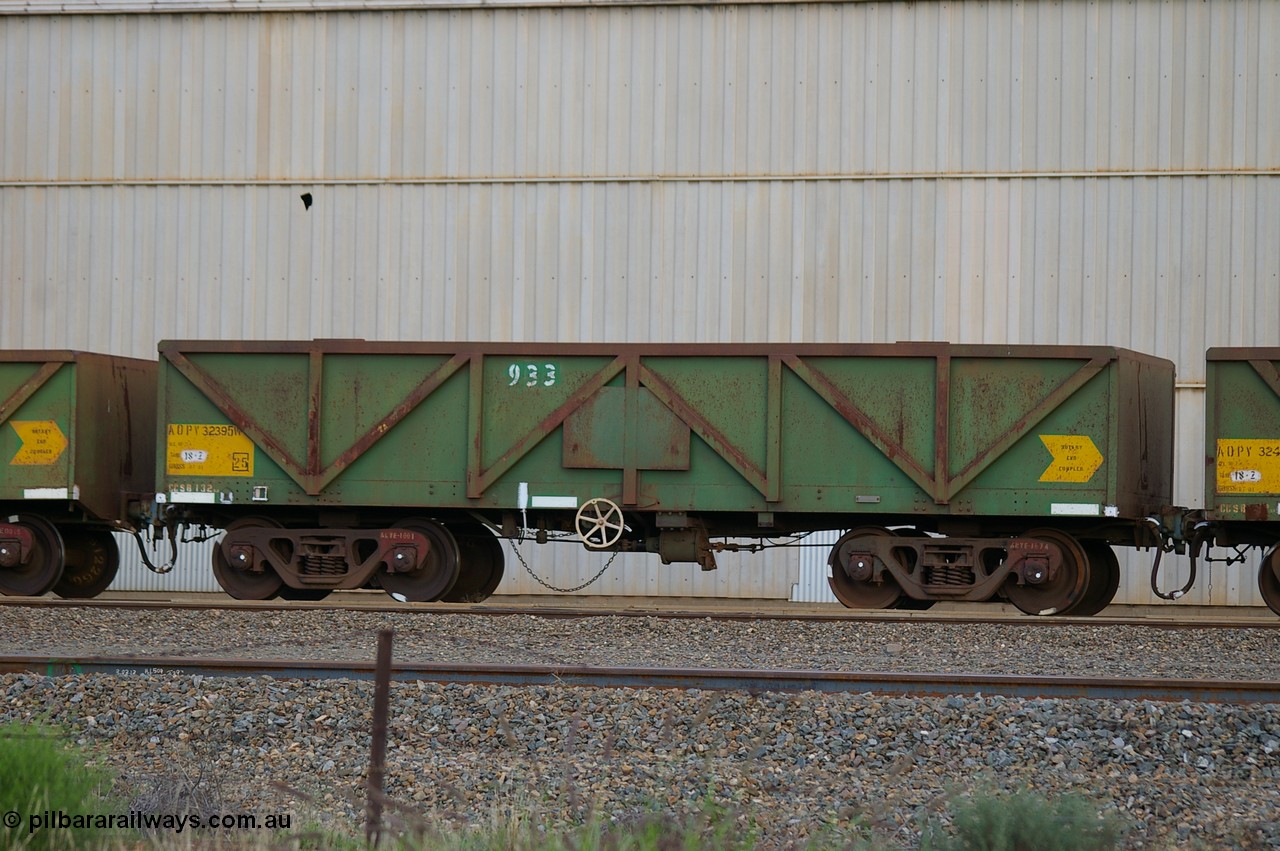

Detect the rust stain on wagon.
[{"left": 1245, "top": 504, "right": 1270, "bottom": 522}]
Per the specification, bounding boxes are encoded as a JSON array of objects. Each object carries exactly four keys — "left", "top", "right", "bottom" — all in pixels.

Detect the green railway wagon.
[
  {"left": 0, "top": 351, "right": 157, "bottom": 597},
  {"left": 156, "top": 341, "right": 1174, "bottom": 615},
  {"left": 1205, "top": 348, "right": 1280, "bottom": 614}
]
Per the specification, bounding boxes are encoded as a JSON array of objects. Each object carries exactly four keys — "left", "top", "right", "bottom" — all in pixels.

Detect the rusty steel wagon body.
[
  {"left": 152, "top": 340, "right": 1178, "bottom": 615},
  {"left": 1204, "top": 348, "right": 1280, "bottom": 613},
  {"left": 10, "top": 340, "right": 1279, "bottom": 615},
  {"left": 0, "top": 351, "right": 156, "bottom": 597}
]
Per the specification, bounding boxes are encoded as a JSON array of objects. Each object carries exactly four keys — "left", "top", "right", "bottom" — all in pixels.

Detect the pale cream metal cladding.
[
  {"left": 2, "top": 5, "right": 1279, "bottom": 179},
  {"left": 2, "top": 1, "right": 1278, "bottom": 605}
]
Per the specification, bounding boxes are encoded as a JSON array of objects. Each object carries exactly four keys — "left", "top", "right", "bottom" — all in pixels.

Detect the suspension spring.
[
  {"left": 300, "top": 553, "right": 347, "bottom": 576},
  {"left": 925, "top": 563, "right": 975, "bottom": 587}
]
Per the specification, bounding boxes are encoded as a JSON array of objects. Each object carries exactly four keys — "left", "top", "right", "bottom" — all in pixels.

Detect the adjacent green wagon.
[
  {"left": 0, "top": 351, "right": 156, "bottom": 597},
  {"left": 156, "top": 341, "right": 1174, "bottom": 614},
  {"left": 1205, "top": 348, "right": 1280, "bottom": 613}
]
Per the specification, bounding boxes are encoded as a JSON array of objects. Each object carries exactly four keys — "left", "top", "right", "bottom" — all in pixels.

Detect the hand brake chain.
[{"left": 508, "top": 539, "right": 620, "bottom": 593}]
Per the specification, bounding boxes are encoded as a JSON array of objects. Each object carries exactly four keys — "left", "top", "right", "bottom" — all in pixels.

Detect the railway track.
[
  {"left": 2, "top": 594, "right": 1276, "bottom": 630},
  {"left": 4, "top": 654, "right": 1277, "bottom": 704}
]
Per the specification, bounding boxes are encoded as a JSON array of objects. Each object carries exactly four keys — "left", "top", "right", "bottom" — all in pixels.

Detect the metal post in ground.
[{"left": 366, "top": 628, "right": 394, "bottom": 846}]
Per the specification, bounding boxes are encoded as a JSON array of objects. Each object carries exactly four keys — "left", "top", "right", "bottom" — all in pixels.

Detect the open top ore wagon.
[
  {"left": 153, "top": 341, "right": 1176, "bottom": 615},
  {"left": 1205, "top": 348, "right": 1280, "bottom": 613},
  {"left": 0, "top": 351, "right": 156, "bottom": 597}
]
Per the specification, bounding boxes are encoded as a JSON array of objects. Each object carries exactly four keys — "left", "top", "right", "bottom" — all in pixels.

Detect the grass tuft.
[
  {"left": 921, "top": 788, "right": 1125, "bottom": 851},
  {"left": 0, "top": 721, "right": 121, "bottom": 850},
  {"left": 390, "top": 802, "right": 760, "bottom": 851}
]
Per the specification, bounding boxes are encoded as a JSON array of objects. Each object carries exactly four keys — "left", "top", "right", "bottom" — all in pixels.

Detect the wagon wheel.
[
  {"left": 890, "top": 528, "right": 935, "bottom": 610},
  {"left": 576, "top": 498, "right": 625, "bottom": 550},
  {"left": 1003, "top": 528, "right": 1090, "bottom": 616},
  {"left": 827, "top": 526, "right": 903, "bottom": 609},
  {"left": 0, "top": 515, "right": 65, "bottom": 597},
  {"left": 1071, "top": 541, "right": 1121, "bottom": 617},
  {"left": 212, "top": 516, "right": 284, "bottom": 601},
  {"left": 54, "top": 529, "right": 120, "bottom": 599},
  {"left": 1259, "top": 547, "right": 1280, "bottom": 617},
  {"left": 378, "top": 518, "right": 460, "bottom": 603},
  {"left": 440, "top": 523, "right": 505, "bottom": 603}
]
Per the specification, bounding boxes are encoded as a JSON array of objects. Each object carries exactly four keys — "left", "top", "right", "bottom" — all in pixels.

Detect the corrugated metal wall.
[
  {"left": 4, "top": 179, "right": 1277, "bottom": 352},
  {"left": 4, "top": 4, "right": 1278, "bottom": 178},
  {"left": 791, "top": 531, "right": 841, "bottom": 604},
  {"left": 4, "top": 0, "right": 1278, "bottom": 603}
]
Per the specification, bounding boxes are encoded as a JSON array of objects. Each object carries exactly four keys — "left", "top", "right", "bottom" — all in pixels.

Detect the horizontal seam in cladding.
[
  {"left": 2, "top": 170, "right": 1278, "bottom": 188},
  {"left": 4, "top": 0, "right": 917, "bottom": 16}
]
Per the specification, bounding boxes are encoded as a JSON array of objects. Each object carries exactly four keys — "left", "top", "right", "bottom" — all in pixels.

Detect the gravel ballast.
[
  {"left": 1, "top": 605, "right": 1278, "bottom": 848},
  {"left": 0, "top": 605, "right": 1277, "bottom": 679}
]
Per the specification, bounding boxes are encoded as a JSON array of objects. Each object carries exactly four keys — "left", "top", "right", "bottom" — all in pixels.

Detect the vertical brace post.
[
  {"left": 466, "top": 356, "right": 485, "bottom": 499},
  {"left": 766, "top": 356, "right": 782, "bottom": 502},
  {"left": 623, "top": 356, "right": 639, "bottom": 505},
  {"left": 934, "top": 354, "right": 951, "bottom": 504},
  {"left": 306, "top": 349, "right": 323, "bottom": 481}
]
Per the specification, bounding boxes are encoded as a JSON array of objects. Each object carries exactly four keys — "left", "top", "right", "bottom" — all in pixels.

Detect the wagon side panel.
[
  {"left": 1206, "top": 348, "right": 1280, "bottom": 533},
  {"left": 156, "top": 341, "right": 1176, "bottom": 531},
  {"left": 0, "top": 353, "right": 76, "bottom": 509}
]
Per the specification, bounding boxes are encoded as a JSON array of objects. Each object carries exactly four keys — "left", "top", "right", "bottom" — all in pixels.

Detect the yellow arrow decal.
[
  {"left": 9, "top": 421, "right": 69, "bottom": 466},
  {"left": 1038, "top": 434, "right": 1103, "bottom": 483}
]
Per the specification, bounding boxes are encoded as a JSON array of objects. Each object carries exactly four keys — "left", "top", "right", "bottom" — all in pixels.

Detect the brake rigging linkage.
[
  {"left": 1141, "top": 516, "right": 1197, "bottom": 601},
  {"left": 127, "top": 527, "right": 175, "bottom": 574},
  {"left": 1139, "top": 514, "right": 1247, "bottom": 601},
  {"left": 127, "top": 509, "right": 217, "bottom": 575}
]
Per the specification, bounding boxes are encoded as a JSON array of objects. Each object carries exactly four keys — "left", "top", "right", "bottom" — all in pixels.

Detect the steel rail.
[
  {"left": 1, "top": 654, "right": 1277, "bottom": 704},
  {"left": 1, "top": 596, "right": 1276, "bottom": 630}
]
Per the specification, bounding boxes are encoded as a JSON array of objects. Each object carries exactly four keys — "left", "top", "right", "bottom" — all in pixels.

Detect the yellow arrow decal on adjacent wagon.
[
  {"left": 9, "top": 421, "right": 69, "bottom": 465},
  {"left": 1038, "top": 435, "right": 1103, "bottom": 483}
]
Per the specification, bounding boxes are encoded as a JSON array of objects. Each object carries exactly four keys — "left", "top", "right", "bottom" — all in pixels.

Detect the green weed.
[
  {"left": 921, "top": 788, "right": 1125, "bottom": 851},
  {"left": 0, "top": 721, "right": 121, "bottom": 850}
]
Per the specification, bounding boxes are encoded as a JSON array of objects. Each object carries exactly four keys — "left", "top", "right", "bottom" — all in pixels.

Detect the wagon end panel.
[
  {"left": 1113, "top": 352, "right": 1175, "bottom": 516},
  {"left": 71, "top": 354, "right": 158, "bottom": 524}
]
